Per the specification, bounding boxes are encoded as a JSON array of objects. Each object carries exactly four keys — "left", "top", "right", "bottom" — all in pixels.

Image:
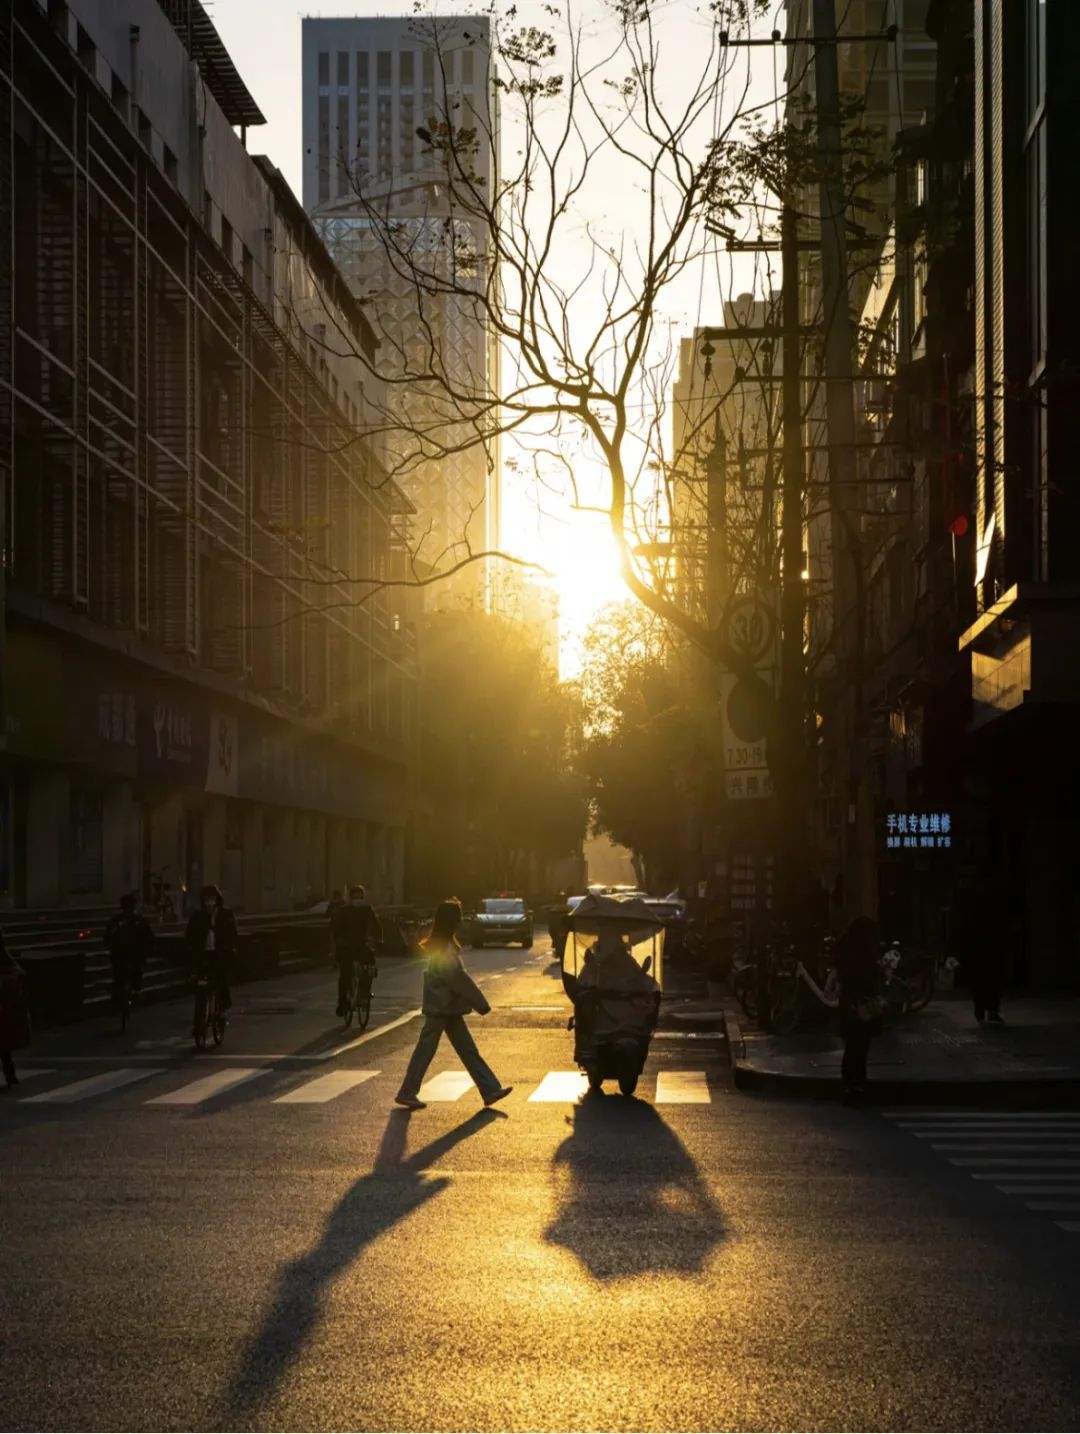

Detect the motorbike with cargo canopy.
[{"left": 561, "top": 893, "right": 663, "bottom": 1096}]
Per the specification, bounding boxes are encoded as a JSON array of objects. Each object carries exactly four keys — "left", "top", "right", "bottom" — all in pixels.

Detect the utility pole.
[
  {"left": 779, "top": 200, "right": 808, "bottom": 919},
  {"left": 812, "top": 0, "right": 875, "bottom": 924},
  {"left": 706, "top": 423, "right": 727, "bottom": 631}
]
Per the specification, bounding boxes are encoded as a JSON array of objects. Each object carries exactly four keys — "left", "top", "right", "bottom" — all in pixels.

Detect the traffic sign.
[{"left": 721, "top": 594, "right": 776, "bottom": 666}]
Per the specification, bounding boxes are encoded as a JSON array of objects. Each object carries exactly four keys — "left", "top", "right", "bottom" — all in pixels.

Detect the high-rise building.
[
  {"left": 0, "top": 0, "right": 417, "bottom": 910},
  {"left": 670, "top": 300, "right": 781, "bottom": 628},
  {"left": 301, "top": 16, "right": 500, "bottom": 608}
]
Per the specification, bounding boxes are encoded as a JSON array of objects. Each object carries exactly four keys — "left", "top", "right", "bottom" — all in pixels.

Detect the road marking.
[
  {"left": 949, "top": 1157, "right": 1080, "bottom": 1167},
  {"left": 6, "top": 1069, "right": 54, "bottom": 1083},
  {"left": 1055, "top": 1221, "right": 1080, "bottom": 1233},
  {"left": 317, "top": 1009, "right": 422, "bottom": 1059},
  {"left": 418, "top": 1071, "right": 475, "bottom": 1102},
  {"left": 653, "top": 1031, "right": 726, "bottom": 1041},
  {"left": 274, "top": 1070, "right": 380, "bottom": 1104},
  {"left": 997, "top": 1185, "right": 1080, "bottom": 1195},
  {"left": 1025, "top": 1202, "right": 1080, "bottom": 1213},
  {"left": 655, "top": 1071, "right": 711, "bottom": 1104},
  {"left": 22, "top": 1068, "right": 162, "bottom": 1104},
  {"left": 931, "top": 1143, "right": 1080, "bottom": 1153},
  {"left": 885, "top": 1110, "right": 1080, "bottom": 1119},
  {"left": 970, "top": 1172, "right": 1080, "bottom": 1181},
  {"left": 147, "top": 1068, "right": 266, "bottom": 1105},
  {"left": 529, "top": 1071, "right": 589, "bottom": 1102},
  {"left": 899, "top": 1121, "right": 1080, "bottom": 1132}
]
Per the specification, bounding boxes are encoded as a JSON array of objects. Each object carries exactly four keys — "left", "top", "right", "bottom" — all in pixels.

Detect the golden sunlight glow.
[{"left": 548, "top": 515, "right": 626, "bottom": 639}]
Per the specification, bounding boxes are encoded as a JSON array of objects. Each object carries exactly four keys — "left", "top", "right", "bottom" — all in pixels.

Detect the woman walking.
[
  {"left": 396, "top": 899, "right": 512, "bottom": 1111},
  {"left": 0, "top": 931, "right": 31, "bottom": 1091},
  {"left": 834, "top": 915, "right": 882, "bottom": 1105}
]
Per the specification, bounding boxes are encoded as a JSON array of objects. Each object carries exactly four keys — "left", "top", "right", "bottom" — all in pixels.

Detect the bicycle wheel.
[
  {"left": 211, "top": 994, "right": 226, "bottom": 1047},
  {"left": 356, "top": 981, "right": 372, "bottom": 1032},
  {"left": 343, "top": 967, "right": 360, "bottom": 1027},
  {"left": 193, "top": 989, "right": 209, "bottom": 1050}
]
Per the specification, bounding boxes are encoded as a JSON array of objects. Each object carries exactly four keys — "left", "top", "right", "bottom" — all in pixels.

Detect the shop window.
[{"left": 68, "top": 790, "right": 104, "bottom": 895}]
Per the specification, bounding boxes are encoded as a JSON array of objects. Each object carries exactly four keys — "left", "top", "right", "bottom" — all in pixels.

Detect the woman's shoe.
[
  {"left": 394, "top": 1095, "right": 426, "bottom": 1109},
  {"left": 484, "top": 1086, "right": 513, "bottom": 1107}
]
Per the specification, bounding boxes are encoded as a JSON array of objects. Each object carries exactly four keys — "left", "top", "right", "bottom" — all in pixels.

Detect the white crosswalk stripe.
[
  {"left": 529, "top": 1071, "right": 590, "bottom": 1102},
  {"left": 418, "top": 1071, "right": 475, "bottom": 1102},
  {"left": 884, "top": 1110, "right": 1080, "bottom": 1235},
  {"left": 22, "top": 1068, "right": 162, "bottom": 1104},
  {"left": 147, "top": 1069, "right": 266, "bottom": 1105},
  {"left": 655, "top": 1071, "right": 711, "bottom": 1104},
  {"left": 274, "top": 1070, "right": 380, "bottom": 1104},
  {"left": 3, "top": 1065, "right": 719, "bottom": 1111}
]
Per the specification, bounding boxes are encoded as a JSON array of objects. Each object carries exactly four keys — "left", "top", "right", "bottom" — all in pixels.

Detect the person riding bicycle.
[
  {"left": 331, "top": 884, "right": 382, "bottom": 1017},
  {"left": 104, "top": 893, "right": 154, "bottom": 1009},
  {"left": 184, "top": 884, "right": 237, "bottom": 1024}
]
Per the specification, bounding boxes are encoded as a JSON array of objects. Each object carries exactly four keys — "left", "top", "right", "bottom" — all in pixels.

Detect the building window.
[
  {"left": 1025, "top": 0, "right": 1048, "bottom": 372},
  {"left": 422, "top": 47, "right": 436, "bottom": 121},
  {"left": 318, "top": 94, "right": 330, "bottom": 203},
  {"left": 318, "top": 51, "right": 329, "bottom": 87},
  {"left": 355, "top": 51, "right": 370, "bottom": 171},
  {"left": 376, "top": 51, "right": 393, "bottom": 179},
  {"left": 461, "top": 47, "right": 474, "bottom": 86},
  {"left": 337, "top": 90, "right": 350, "bottom": 196},
  {"left": 400, "top": 51, "right": 415, "bottom": 174}
]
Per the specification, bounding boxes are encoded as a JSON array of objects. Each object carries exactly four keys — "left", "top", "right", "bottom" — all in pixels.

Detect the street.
[{"left": 4, "top": 941, "right": 1080, "bottom": 1433}]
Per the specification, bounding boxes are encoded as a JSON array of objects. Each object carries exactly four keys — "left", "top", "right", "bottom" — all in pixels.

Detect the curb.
[
  {"left": 722, "top": 1009, "right": 746, "bottom": 1063},
  {"left": 729, "top": 1056, "right": 1080, "bottom": 1108}
]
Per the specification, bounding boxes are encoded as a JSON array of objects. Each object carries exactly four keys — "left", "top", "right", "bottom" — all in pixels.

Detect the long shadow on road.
[
  {"left": 544, "top": 1092, "right": 726, "bottom": 1281},
  {"left": 214, "top": 1106, "right": 501, "bottom": 1427}
]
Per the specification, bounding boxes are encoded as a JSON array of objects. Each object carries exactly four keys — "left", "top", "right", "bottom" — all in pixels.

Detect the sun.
[{"left": 549, "top": 514, "right": 625, "bottom": 628}]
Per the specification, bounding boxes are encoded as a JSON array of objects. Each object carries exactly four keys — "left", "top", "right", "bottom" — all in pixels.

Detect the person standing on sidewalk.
[
  {"left": 395, "top": 899, "right": 512, "bottom": 1111},
  {"left": 0, "top": 932, "right": 31, "bottom": 1091},
  {"left": 834, "top": 915, "right": 882, "bottom": 1105}
]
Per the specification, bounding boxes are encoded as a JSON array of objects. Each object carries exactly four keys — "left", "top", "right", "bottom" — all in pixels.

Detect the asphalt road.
[{"left": 3, "top": 940, "right": 1080, "bottom": 1432}]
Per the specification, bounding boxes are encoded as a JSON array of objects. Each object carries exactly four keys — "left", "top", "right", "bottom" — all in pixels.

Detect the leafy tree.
[
  {"left": 412, "top": 610, "right": 586, "bottom": 901},
  {"left": 578, "top": 603, "right": 719, "bottom": 888}
]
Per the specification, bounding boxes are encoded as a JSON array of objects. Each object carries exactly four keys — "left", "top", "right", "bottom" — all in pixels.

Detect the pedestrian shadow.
[
  {"left": 214, "top": 1106, "right": 501, "bottom": 1425},
  {"left": 543, "top": 1093, "right": 725, "bottom": 1282}
]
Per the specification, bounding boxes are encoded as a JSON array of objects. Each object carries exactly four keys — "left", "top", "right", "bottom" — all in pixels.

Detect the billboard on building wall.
[
  {"left": 136, "top": 689, "right": 210, "bottom": 785},
  {"left": 205, "top": 711, "right": 239, "bottom": 796}
]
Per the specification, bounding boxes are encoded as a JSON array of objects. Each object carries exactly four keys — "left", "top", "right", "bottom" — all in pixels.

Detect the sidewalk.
[{"left": 727, "top": 995, "right": 1080, "bottom": 1105}]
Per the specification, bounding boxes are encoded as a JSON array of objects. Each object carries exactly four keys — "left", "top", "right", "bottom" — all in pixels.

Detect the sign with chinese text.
[{"left": 884, "top": 812, "right": 953, "bottom": 851}]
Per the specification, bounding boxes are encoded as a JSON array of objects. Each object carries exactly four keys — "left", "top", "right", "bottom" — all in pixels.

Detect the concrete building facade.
[
  {"left": 1, "top": 0, "right": 418, "bottom": 911},
  {"left": 300, "top": 15, "right": 500, "bottom": 609}
]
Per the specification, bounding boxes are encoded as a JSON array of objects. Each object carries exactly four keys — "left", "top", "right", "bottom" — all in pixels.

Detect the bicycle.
[
  {"left": 113, "top": 971, "right": 134, "bottom": 1035},
  {"left": 192, "top": 970, "right": 226, "bottom": 1049},
  {"left": 341, "top": 959, "right": 374, "bottom": 1030}
]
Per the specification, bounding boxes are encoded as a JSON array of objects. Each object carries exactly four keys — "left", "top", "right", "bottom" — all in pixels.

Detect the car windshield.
[{"left": 481, "top": 900, "right": 525, "bottom": 915}]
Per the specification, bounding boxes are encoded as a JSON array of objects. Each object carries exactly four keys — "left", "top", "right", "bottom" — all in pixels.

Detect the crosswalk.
[
  {"left": 3, "top": 1065, "right": 720, "bottom": 1111},
  {"left": 883, "top": 1110, "right": 1080, "bottom": 1234}
]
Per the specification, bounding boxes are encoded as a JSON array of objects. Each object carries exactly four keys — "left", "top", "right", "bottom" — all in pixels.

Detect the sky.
[{"left": 209, "top": 0, "right": 780, "bottom": 668}]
